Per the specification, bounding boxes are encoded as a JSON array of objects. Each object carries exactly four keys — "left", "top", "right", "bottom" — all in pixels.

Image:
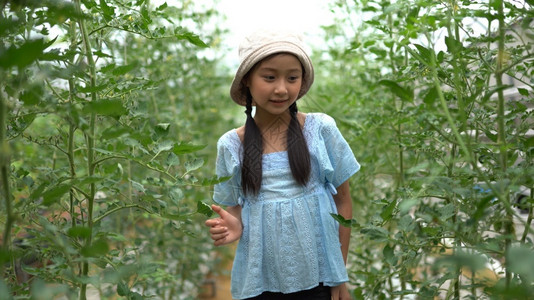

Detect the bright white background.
[{"left": 201, "top": 0, "right": 336, "bottom": 66}]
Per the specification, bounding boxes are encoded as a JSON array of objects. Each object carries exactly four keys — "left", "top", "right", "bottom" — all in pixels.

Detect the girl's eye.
[
  {"left": 289, "top": 76, "right": 299, "bottom": 81},
  {"left": 263, "top": 75, "right": 275, "bottom": 81}
]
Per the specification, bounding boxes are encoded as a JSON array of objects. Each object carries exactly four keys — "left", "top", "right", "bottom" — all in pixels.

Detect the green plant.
[
  {"left": 0, "top": 0, "right": 234, "bottom": 298},
  {"left": 312, "top": 0, "right": 534, "bottom": 298}
]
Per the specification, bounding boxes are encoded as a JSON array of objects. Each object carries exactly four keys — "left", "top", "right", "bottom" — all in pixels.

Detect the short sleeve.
[
  {"left": 212, "top": 131, "right": 242, "bottom": 206},
  {"left": 318, "top": 114, "right": 360, "bottom": 188}
]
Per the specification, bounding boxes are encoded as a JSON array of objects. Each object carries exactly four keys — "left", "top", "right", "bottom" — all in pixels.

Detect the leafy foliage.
[
  {"left": 2, "top": 0, "right": 533, "bottom": 299},
  {"left": 0, "top": 0, "right": 237, "bottom": 298},
  {"left": 309, "top": 0, "right": 534, "bottom": 298}
]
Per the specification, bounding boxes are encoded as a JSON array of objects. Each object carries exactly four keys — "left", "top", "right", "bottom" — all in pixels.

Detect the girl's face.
[{"left": 246, "top": 53, "right": 303, "bottom": 118}]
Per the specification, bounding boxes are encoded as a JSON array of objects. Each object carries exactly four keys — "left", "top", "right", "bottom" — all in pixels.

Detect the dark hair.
[
  {"left": 241, "top": 91, "right": 263, "bottom": 195},
  {"left": 241, "top": 93, "right": 311, "bottom": 196}
]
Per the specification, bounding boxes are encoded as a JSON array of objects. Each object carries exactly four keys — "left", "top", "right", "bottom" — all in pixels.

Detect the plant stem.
[
  {"left": 520, "top": 188, "right": 533, "bottom": 243},
  {"left": 448, "top": 144, "right": 461, "bottom": 299},
  {"left": 0, "top": 75, "right": 15, "bottom": 277},
  {"left": 426, "top": 37, "right": 473, "bottom": 168},
  {"left": 74, "top": 0, "right": 97, "bottom": 298},
  {"left": 67, "top": 19, "right": 82, "bottom": 278},
  {"left": 494, "top": 0, "right": 512, "bottom": 290},
  {"left": 448, "top": 0, "right": 467, "bottom": 132},
  {"left": 68, "top": 20, "right": 77, "bottom": 230},
  {"left": 93, "top": 204, "right": 152, "bottom": 224}
]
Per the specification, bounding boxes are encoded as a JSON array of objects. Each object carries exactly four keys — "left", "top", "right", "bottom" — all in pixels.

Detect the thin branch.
[{"left": 93, "top": 204, "right": 153, "bottom": 224}]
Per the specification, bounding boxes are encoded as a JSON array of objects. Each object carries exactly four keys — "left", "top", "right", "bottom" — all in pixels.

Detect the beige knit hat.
[{"left": 230, "top": 30, "right": 315, "bottom": 106}]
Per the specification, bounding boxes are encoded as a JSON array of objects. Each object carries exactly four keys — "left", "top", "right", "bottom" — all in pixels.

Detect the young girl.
[{"left": 205, "top": 30, "right": 360, "bottom": 300}]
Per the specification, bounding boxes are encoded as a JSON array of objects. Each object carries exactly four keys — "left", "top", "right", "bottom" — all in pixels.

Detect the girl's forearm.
[
  {"left": 338, "top": 202, "right": 352, "bottom": 264},
  {"left": 334, "top": 180, "right": 353, "bottom": 264}
]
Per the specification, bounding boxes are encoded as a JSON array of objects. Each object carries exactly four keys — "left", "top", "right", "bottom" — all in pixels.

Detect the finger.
[
  {"left": 209, "top": 226, "right": 228, "bottom": 235},
  {"left": 213, "top": 236, "right": 228, "bottom": 247},
  {"left": 211, "top": 232, "right": 229, "bottom": 241},
  {"left": 211, "top": 204, "right": 229, "bottom": 219},
  {"left": 204, "top": 218, "right": 221, "bottom": 227}
]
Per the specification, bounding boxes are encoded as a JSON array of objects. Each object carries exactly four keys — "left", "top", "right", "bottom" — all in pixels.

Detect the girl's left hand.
[{"left": 331, "top": 283, "right": 352, "bottom": 300}]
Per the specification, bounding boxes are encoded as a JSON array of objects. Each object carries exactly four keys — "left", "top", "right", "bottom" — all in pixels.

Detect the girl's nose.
[{"left": 274, "top": 80, "right": 288, "bottom": 95}]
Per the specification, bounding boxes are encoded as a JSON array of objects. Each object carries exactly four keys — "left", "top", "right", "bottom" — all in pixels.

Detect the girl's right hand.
[{"left": 204, "top": 204, "right": 242, "bottom": 246}]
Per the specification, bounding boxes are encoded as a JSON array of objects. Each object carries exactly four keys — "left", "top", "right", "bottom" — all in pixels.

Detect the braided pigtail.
[
  {"left": 241, "top": 91, "right": 263, "bottom": 195},
  {"left": 287, "top": 102, "right": 310, "bottom": 186}
]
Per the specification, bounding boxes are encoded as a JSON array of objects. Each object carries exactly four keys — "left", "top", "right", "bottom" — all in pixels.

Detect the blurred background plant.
[
  {"left": 306, "top": 0, "right": 534, "bottom": 298},
  {"left": 0, "top": 0, "right": 240, "bottom": 299}
]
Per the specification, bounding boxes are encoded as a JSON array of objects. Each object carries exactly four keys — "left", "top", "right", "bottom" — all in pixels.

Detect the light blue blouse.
[{"left": 213, "top": 113, "right": 360, "bottom": 299}]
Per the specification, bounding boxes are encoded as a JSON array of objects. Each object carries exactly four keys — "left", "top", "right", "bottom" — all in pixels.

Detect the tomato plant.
[
  {"left": 310, "top": 0, "right": 533, "bottom": 298},
  {"left": 0, "top": 0, "right": 237, "bottom": 298}
]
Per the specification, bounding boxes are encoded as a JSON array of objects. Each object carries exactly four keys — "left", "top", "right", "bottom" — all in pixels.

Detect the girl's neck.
[{"left": 253, "top": 110, "right": 292, "bottom": 132}]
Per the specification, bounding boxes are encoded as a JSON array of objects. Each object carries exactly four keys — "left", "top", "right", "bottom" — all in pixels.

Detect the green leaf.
[
  {"left": 156, "top": 2, "right": 168, "bottom": 10},
  {"left": 0, "top": 279, "right": 12, "bottom": 300},
  {"left": 0, "top": 16, "right": 22, "bottom": 37},
  {"left": 0, "top": 39, "right": 50, "bottom": 68},
  {"left": 380, "top": 199, "right": 397, "bottom": 221},
  {"left": 398, "top": 215, "right": 415, "bottom": 232},
  {"left": 140, "top": 5, "right": 150, "bottom": 22},
  {"left": 20, "top": 83, "right": 44, "bottom": 106},
  {"left": 30, "top": 183, "right": 47, "bottom": 200},
  {"left": 155, "top": 123, "right": 170, "bottom": 134},
  {"left": 383, "top": 244, "right": 398, "bottom": 266},
  {"left": 184, "top": 158, "right": 204, "bottom": 173},
  {"left": 160, "top": 213, "right": 189, "bottom": 221},
  {"left": 444, "top": 35, "right": 463, "bottom": 54},
  {"left": 129, "top": 180, "right": 146, "bottom": 193},
  {"left": 99, "top": 0, "right": 115, "bottom": 22},
  {"left": 117, "top": 282, "right": 129, "bottom": 297},
  {"left": 517, "top": 88, "right": 529, "bottom": 96},
  {"left": 67, "top": 226, "right": 92, "bottom": 239},
  {"left": 93, "top": 50, "right": 113, "bottom": 58},
  {"left": 112, "top": 63, "right": 137, "bottom": 76},
  {"left": 435, "top": 250, "right": 487, "bottom": 272},
  {"left": 330, "top": 213, "right": 359, "bottom": 228},
  {"left": 438, "top": 203, "right": 455, "bottom": 221},
  {"left": 173, "top": 142, "right": 206, "bottom": 155},
  {"left": 423, "top": 86, "right": 438, "bottom": 104},
  {"left": 482, "top": 128, "right": 498, "bottom": 143},
  {"left": 169, "top": 187, "right": 184, "bottom": 203},
  {"left": 0, "top": 249, "right": 12, "bottom": 266},
  {"left": 99, "top": 63, "right": 116, "bottom": 73},
  {"left": 174, "top": 28, "right": 208, "bottom": 48},
  {"left": 507, "top": 245, "right": 534, "bottom": 282},
  {"left": 155, "top": 140, "right": 174, "bottom": 154},
  {"left": 360, "top": 225, "right": 389, "bottom": 241},
  {"left": 101, "top": 125, "right": 131, "bottom": 139},
  {"left": 42, "top": 184, "right": 71, "bottom": 206},
  {"left": 81, "top": 238, "right": 109, "bottom": 257},
  {"left": 84, "top": 99, "right": 128, "bottom": 116},
  {"left": 196, "top": 201, "right": 213, "bottom": 217},
  {"left": 378, "top": 79, "right": 413, "bottom": 102},
  {"left": 413, "top": 43, "right": 433, "bottom": 63},
  {"left": 77, "top": 84, "right": 108, "bottom": 93},
  {"left": 77, "top": 176, "right": 104, "bottom": 185},
  {"left": 200, "top": 175, "right": 231, "bottom": 186},
  {"left": 165, "top": 152, "right": 180, "bottom": 167}
]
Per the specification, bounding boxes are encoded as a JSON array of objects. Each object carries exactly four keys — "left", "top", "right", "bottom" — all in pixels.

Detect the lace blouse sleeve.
[
  {"left": 318, "top": 114, "right": 360, "bottom": 188},
  {"left": 212, "top": 132, "right": 242, "bottom": 206}
]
